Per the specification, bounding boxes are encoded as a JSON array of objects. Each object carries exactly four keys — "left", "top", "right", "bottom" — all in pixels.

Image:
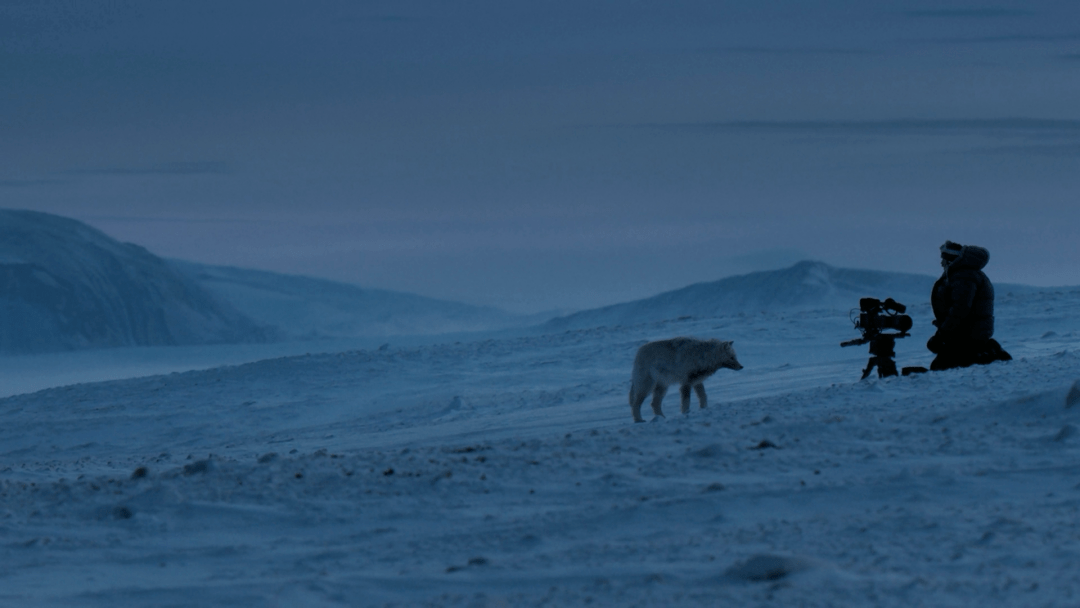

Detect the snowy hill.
[
  {"left": 169, "top": 261, "right": 542, "bottom": 339},
  {"left": 0, "top": 209, "right": 271, "bottom": 354},
  {"left": 1, "top": 282, "right": 1079, "bottom": 605},
  {"left": 545, "top": 260, "right": 1033, "bottom": 331}
]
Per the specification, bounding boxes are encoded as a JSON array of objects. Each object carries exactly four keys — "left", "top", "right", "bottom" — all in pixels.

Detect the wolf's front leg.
[
  {"left": 679, "top": 385, "right": 692, "bottom": 414},
  {"left": 694, "top": 383, "right": 708, "bottom": 409}
]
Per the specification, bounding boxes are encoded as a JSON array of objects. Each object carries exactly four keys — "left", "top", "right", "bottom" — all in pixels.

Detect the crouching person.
[{"left": 927, "top": 241, "right": 1011, "bottom": 371}]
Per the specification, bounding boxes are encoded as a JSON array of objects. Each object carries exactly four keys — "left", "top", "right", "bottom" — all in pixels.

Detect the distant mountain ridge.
[
  {"left": 169, "top": 261, "right": 538, "bottom": 339},
  {"left": 1, "top": 209, "right": 1040, "bottom": 352},
  {"left": 0, "top": 208, "right": 537, "bottom": 354},
  {"left": 0, "top": 209, "right": 271, "bottom": 354},
  {"left": 545, "top": 261, "right": 941, "bottom": 330}
]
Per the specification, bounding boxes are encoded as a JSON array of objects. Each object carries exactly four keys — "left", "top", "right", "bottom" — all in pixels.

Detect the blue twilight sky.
[{"left": 2, "top": 1, "right": 1079, "bottom": 313}]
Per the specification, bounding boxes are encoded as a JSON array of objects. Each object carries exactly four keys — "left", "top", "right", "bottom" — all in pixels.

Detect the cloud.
[
  {"left": 922, "top": 33, "right": 1080, "bottom": 45},
  {"left": 970, "top": 144, "right": 1080, "bottom": 158},
  {"left": 0, "top": 178, "right": 67, "bottom": 188},
  {"left": 694, "top": 46, "right": 878, "bottom": 57},
  {"left": 337, "top": 14, "right": 427, "bottom": 24},
  {"left": 628, "top": 118, "right": 1080, "bottom": 136},
  {"left": 904, "top": 9, "right": 1036, "bottom": 19},
  {"left": 616, "top": 119, "right": 1080, "bottom": 160},
  {"left": 0, "top": 162, "right": 230, "bottom": 191},
  {"left": 64, "top": 161, "right": 232, "bottom": 177},
  {"left": 76, "top": 215, "right": 261, "bottom": 225}
]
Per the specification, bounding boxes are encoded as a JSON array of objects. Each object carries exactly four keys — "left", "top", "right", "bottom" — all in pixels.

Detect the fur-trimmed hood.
[{"left": 945, "top": 244, "right": 990, "bottom": 272}]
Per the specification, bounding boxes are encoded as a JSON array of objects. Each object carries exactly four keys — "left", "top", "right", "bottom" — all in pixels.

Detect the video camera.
[
  {"left": 841, "top": 298, "right": 913, "bottom": 347},
  {"left": 841, "top": 297, "right": 913, "bottom": 379}
]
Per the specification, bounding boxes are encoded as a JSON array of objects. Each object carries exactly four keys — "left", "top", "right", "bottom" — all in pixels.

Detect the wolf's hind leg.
[
  {"left": 629, "top": 384, "right": 650, "bottom": 423},
  {"left": 650, "top": 385, "right": 667, "bottom": 418},
  {"left": 694, "top": 383, "right": 708, "bottom": 409},
  {"left": 679, "top": 385, "right": 692, "bottom": 414}
]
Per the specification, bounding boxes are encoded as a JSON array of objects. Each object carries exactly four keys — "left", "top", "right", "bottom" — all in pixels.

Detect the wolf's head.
[{"left": 710, "top": 339, "right": 743, "bottom": 371}]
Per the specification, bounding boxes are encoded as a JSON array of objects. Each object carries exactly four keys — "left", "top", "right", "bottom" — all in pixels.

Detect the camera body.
[
  {"left": 842, "top": 297, "right": 912, "bottom": 347},
  {"left": 854, "top": 297, "right": 913, "bottom": 337}
]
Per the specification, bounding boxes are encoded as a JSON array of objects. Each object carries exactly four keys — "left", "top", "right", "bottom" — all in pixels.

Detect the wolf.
[{"left": 628, "top": 337, "right": 742, "bottom": 423}]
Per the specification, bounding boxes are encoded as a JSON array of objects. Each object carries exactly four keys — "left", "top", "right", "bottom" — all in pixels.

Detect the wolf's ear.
[{"left": 725, "top": 340, "right": 734, "bottom": 346}]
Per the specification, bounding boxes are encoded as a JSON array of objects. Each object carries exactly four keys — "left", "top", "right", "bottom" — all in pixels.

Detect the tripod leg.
[{"left": 861, "top": 359, "right": 876, "bottom": 379}]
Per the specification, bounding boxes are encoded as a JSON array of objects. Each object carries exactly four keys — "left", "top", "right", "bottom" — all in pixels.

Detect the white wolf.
[{"left": 628, "top": 337, "right": 743, "bottom": 423}]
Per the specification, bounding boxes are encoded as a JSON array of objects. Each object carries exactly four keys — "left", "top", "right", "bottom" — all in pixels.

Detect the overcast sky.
[{"left": 3, "top": 1, "right": 1079, "bottom": 313}]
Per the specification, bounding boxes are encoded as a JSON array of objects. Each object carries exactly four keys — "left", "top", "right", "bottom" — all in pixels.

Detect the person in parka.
[{"left": 927, "top": 241, "right": 1011, "bottom": 371}]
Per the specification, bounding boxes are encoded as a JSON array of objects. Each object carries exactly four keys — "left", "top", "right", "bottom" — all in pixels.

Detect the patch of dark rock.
[
  {"left": 750, "top": 440, "right": 780, "bottom": 450},
  {"left": 691, "top": 444, "right": 731, "bottom": 458},
  {"left": 447, "top": 557, "right": 490, "bottom": 573},
  {"left": 1067, "top": 380, "right": 1080, "bottom": 409},
  {"left": 449, "top": 445, "right": 480, "bottom": 454},
  {"left": 183, "top": 459, "right": 213, "bottom": 475},
  {"left": 1053, "top": 424, "right": 1078, "bottom": 442},
  {"left": 748, "top": 415, "right": 773, "bottom": 426},
  {"left": 725, "top": 554, "right": 810, "bottom": 582}
]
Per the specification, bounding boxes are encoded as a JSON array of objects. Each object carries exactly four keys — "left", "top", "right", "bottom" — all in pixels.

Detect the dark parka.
[{"left": 931, "top": 244, "right": 995, "bottom": 344}]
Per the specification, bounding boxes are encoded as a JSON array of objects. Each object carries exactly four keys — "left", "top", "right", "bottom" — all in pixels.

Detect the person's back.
[{"left": 928, "top": 241, "right": 1010, "bottom": 370}]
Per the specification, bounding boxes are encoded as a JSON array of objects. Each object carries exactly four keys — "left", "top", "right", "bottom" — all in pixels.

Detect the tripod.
[
  {"left": 859, "top": 335, "right": 900, "bottom": 379},
  {"left": 841, "top": 331, "right": 908, "bottom": 379}
]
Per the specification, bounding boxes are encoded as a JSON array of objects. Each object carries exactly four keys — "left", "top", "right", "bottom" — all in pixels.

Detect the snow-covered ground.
[{"left": 2, "top": 287, "right": 1080, "bottom": 606}]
